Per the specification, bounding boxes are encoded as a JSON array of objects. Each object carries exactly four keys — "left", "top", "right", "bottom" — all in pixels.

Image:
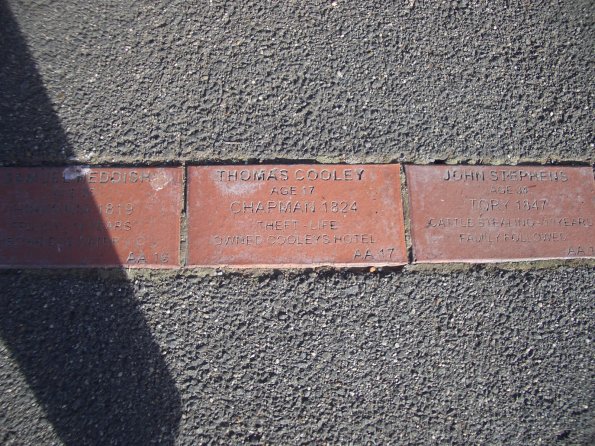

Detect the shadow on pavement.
[{"left": 0, "top": 2, "right": 181, "bottom": 444}]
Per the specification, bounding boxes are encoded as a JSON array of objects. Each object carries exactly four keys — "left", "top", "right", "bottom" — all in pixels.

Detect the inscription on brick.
[
  {"left": 0, "top": 167, "right": 182, "bottom": 267},
  {"left": 407, "top": 165, "right": 595, "bottom": 262},
  {"left": 187, "top": 165, "right": 407, "bottom": 267}
]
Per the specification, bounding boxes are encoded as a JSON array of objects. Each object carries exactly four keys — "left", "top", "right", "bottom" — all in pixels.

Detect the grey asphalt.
[
  {"left": 1, "top": 0, "right": 593, "bottom": 165},
  {"left": 2, "top": 268, "right": 594, "bottom": 445},
  {"left": 1, "top": 1, "right": 594, "bottom": 445}
]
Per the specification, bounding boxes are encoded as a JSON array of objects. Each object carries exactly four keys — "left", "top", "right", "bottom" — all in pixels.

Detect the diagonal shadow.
[{"left": 0, "top": 2, "right": 181, "bottom": 444}]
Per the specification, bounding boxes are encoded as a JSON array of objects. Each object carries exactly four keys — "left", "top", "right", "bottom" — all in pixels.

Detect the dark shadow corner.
[{"left": 0, "top": 2, "right": 181, "bottom": 444}]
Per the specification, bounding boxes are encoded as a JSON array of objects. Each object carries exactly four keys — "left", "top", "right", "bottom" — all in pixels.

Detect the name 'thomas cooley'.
[{"left": 216, "top": 168, "right": 365, "bottom": 182}]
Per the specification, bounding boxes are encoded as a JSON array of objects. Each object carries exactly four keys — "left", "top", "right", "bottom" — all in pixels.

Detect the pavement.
[{"left": 0, "top": 1, "right": 593, "bottom": 445}]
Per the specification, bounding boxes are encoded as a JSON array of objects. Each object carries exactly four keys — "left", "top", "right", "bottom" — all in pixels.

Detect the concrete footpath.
[{"left": 1, "top": 1, "right": 593, "bottom": 445}]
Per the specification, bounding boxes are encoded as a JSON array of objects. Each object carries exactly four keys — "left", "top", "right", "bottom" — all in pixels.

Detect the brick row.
[{"left": 0, "top": 165, "right": 593, "bottom": 268}]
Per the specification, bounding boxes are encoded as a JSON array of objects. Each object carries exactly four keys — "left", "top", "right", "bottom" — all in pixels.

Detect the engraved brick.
[
  {"left": 0, "top": 167, "right": 182, "bottom": 267},
  {"left": 187, "top": 165, "right": 407, "bottom": 267},
  {"left": 406, "top": 165, "right": 595, "bottom": 262}
]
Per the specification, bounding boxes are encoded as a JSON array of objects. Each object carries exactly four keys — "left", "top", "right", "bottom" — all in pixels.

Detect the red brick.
[
  {"left": 406, "top": 165, "right": 595, "bottom": 262},
  {"left": 187, "top": 165, "right": 407, "bottom": 267},
  {"left": 0, "top": 167, "right": 182, "bottom": 267}
]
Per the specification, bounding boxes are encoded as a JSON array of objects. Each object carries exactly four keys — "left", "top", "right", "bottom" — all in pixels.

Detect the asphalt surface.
[
  {"left": 1, "top": 267, "right": 594, "bottom": 445},
  {"left": 0, "top": 1, "right": 594, "bottom": 445},
  {"left": 1, "top": 0, "right": 593, "bottom": 165}
]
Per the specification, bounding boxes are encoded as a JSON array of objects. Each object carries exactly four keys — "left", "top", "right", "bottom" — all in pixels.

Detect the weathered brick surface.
[
  {"left": 187, "top": 164, "right": 407, "bottom": 267},
  {"left": 1, "top": 164, "right": 593, "bottom": 268},
  {"left": 0, "top": 167, "right": 182, "bottom": 267},
  {"left": 407, "top": 165, "right": 595, "bottom": 263}
]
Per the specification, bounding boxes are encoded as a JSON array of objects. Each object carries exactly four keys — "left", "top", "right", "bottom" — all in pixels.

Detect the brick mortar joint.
[
  {"left": 1, "top": 159, "right": 594, "bottom": 168},
  {"left": 3, "top": 259, "right": 595, "bottom": 279}
]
